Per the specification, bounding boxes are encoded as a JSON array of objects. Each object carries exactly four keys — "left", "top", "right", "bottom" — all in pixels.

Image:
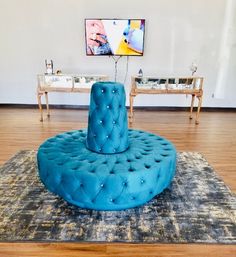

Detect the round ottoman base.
[{"left": 37, "top": 129, "right": 176, "bottom": 211}]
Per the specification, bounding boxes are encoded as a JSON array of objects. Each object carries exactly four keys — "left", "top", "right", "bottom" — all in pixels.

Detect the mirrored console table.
[
  {"left": 37, "top": 74, "right": 108, "bottom": 121},
  {"left": 129, "top": 76, "right": 204, "bottom": 124}
]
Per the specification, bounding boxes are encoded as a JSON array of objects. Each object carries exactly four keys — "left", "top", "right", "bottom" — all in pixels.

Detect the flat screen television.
[{"left": 85, "top": 19, "right": 145, "bottom": 56}]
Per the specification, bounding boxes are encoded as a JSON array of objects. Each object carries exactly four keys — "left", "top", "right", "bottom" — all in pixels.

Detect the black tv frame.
[{"left": 84, "top": 18, "right": 146, "bottom": 57}]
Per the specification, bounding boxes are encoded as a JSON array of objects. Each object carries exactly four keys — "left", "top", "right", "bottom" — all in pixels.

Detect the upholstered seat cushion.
[
  {"left": 37, "top": 129, "right": 176, "bottom": 211},
  {"left": 86, "top": 81, "right": 129, "bottom": 154}
]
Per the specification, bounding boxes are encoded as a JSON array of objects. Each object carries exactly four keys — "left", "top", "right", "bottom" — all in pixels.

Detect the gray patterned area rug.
[{"left": 0, "top": 150, "right": 235, "bottom": 243}]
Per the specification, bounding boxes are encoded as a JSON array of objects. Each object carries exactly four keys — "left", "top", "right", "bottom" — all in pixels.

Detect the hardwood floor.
[
  {"left": 0, "top": 243, "right": 235, "bottom": 257},
  {"left": 0, "top": 107, "right": 235, "bottom": 256}
]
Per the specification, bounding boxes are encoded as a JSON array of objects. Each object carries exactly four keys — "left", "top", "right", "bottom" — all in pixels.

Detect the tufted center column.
[{"left": 86, "top": 81, "right": 129, "bottom": 154}]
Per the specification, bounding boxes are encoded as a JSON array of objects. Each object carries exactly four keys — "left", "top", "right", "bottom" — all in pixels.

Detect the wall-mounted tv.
[{"left": 85, "top": 19, "right": 145, "bottom": 56}]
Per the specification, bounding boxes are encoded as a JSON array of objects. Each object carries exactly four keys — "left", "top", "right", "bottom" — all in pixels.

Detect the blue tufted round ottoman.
[
  {"left": 37, "top": 129, "right": 176, "bottom": 210},
  {"left": 37, "top": 81, "right": 176, "bottom": 210}
]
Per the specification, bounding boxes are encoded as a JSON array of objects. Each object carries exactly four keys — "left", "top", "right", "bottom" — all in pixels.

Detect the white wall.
[{"left": 0, "top": 0, "right": 236, "bottom": 107}]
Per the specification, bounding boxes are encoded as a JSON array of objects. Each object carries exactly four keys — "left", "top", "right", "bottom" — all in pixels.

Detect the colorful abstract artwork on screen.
[{"left": 85, "top": 19, "right": 145, "bottom": 56}]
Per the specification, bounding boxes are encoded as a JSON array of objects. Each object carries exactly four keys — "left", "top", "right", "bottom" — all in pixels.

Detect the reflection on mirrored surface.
[
  {"left": 38, "top": 74, "right": 108, "bottom": 89},
  {"left": 135, "top": 77, "right": 201, "bottom": 90}
]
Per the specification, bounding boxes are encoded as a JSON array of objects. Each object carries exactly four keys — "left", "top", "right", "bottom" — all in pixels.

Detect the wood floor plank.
[{"left": 0, "top": 243, "right": 235, "bottom": 257}]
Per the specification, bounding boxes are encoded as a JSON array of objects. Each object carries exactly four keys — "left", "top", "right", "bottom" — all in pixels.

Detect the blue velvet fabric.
[
  {"left": 86, "top": 81, "right": 129, "bottom": 154},
  {"left": 37, "top": 129, "right": 176, "bottom": 211}
]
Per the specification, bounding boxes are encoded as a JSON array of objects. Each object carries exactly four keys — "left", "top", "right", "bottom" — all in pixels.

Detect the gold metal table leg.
[
  {"left": 129, "top": 94, "right": 134, "bottom": 124},
  {"left": 37, "top": 92, "right": 43, "bottom": 122},
  {"left": 189, "top": 94, "right": 195, "bottom": 119},
  {"left": 45, "top": 92, "right": 50, "bottom": 117},
  {"left": 195, "top": 95, "right": 203, "bottom": 124}
]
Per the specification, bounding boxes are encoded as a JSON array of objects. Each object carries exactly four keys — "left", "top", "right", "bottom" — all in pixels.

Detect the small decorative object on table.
[
  {"left": 190, "top": 62, "right": 198, "bottom": 76},
  {"left": 45, "top": 59, "right": 53, "bottom": 74},
  {"left": 138, "top": 68, "right": 143, "bottom": 77}
]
